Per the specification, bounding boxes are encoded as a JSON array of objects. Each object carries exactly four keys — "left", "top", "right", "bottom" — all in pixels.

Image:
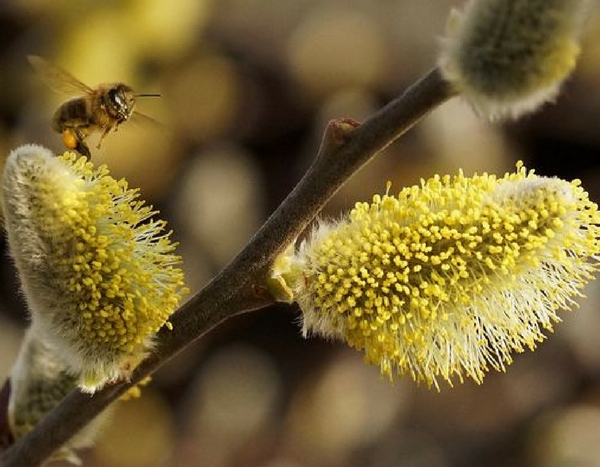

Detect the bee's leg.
[
  {"left": 75, "top": 139, "right": 91, "bottom": 158},
  {"left": 95, "top": 126, "right": 113, "bottom": 150},
  {"left": 62, "top": 129, "right": 91, "bottom": 157}
]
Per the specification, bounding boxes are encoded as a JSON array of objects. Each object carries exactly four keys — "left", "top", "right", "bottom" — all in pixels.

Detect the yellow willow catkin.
[
  {"left": 2, "top": 145, "right": 188, "bottom": 393},
  {"left": 278, "top": 163, "right": 600, "bottom": 388},
  {"left": 439, "top": 0, "right": 589, "bottom": 119}
]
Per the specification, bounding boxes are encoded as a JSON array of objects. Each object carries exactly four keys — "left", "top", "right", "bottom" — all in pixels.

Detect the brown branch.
[{"left": 0, "top": 67, "right": 455, "bottom": 467}]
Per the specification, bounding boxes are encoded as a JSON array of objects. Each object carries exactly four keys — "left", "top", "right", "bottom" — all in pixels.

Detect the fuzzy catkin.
[
  {"left": 439, "top": 0, "right": 588, "bottom": 119},
  {"left": 278, "top": 164, "right": 600, "bottom": 388},
  {"left": 2, "top": 145, "right": 187, "bottom": 393},
  {"left": 8, "top": 328, "right": 111, "bottom": 465}
]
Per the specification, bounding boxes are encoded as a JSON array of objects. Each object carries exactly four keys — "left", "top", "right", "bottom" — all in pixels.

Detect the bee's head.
[{"left": 105, "top": 84, "right": 136, "bottom": 122}]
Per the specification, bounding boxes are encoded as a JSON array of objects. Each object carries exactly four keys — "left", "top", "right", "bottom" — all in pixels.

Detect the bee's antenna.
[{"left": 135, "top": 93, "right": 161, "bottom": 98}]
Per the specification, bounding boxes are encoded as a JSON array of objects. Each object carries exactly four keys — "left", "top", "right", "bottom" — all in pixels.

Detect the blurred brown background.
[{"left": 1, "top": 1, "right": 600, "bottom": 466}]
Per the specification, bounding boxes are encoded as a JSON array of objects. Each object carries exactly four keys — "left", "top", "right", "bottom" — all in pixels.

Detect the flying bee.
[{"left": 28, "top": 55, "right": 160, "bottom": 157}]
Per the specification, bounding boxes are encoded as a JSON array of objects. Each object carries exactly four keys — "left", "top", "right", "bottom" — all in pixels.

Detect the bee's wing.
[
  {"left": 130, "top": 110, "right": 163, "bottom": 128},
  {"left": 27, "top": 55, "right": 94, "bottom": 96}
]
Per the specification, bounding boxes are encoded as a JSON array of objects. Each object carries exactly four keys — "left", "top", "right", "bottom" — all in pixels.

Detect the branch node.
[{"left": 319, "top": 118, "right": 361, "bottom": 157}]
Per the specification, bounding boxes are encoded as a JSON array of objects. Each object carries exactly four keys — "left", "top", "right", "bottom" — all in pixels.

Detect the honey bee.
[{"left": 28, "top": 55, "right": 160, "bottom": 157}]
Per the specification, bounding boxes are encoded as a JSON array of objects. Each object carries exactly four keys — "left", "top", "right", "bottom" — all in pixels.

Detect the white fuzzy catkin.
[{"left": 439, "top": 0, "right": 589, "bottom": 119}]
